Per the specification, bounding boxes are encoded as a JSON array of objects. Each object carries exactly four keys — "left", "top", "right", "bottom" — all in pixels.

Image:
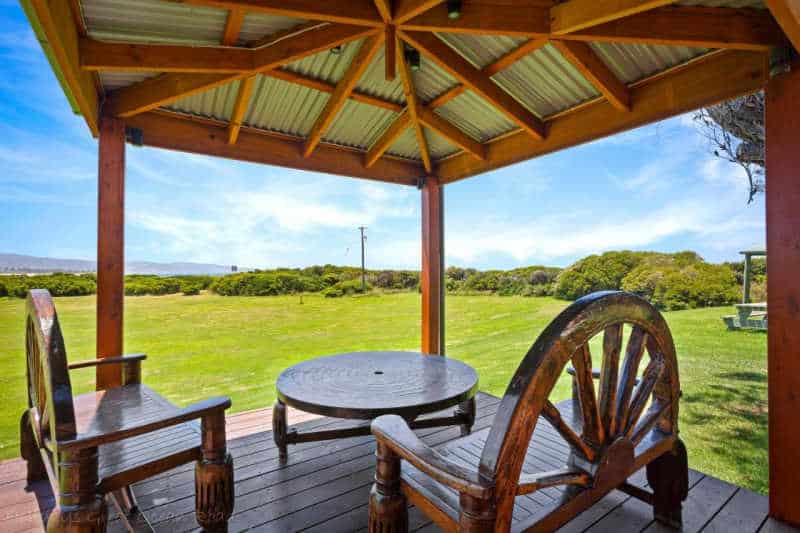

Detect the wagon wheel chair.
[
  {"left": 369, "top": 291, "right": 688, "bottom": 532},
  {"left": 19, "top": 290, "right": 234, "bottom": 532}
]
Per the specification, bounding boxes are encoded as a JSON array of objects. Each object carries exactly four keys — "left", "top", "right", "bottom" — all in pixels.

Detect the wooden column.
[
  {"left": 421, "top": 177, "right": 444, "bottom": 355},
  {"left": 766, "top": 64, "right": 800, "bottom": 527},
  {"left": 96, "top": 116, "right": 126, "bottom": 390}
]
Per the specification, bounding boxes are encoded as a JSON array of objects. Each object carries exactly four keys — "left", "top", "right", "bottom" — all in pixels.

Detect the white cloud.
[{"left": 446, "top": 202, "right": 711, "bottom": 264}]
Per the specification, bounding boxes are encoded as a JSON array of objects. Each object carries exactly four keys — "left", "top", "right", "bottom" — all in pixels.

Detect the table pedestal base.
[{"left": 272, "top": 397, "right": 476, "bottom": 462}]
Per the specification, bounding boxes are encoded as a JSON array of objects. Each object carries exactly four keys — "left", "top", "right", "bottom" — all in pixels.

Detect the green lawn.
[{"left": 0, "top": 293, "right": 767, "bottom": 493}]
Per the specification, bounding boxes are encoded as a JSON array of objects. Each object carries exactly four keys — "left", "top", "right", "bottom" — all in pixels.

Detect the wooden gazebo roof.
[{"left": 21, "top": 0, "right": 796, "bottom": 186}]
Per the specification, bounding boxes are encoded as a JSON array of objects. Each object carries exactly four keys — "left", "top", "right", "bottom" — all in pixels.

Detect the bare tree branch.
[{"left": 693, "top": 92, "right": 764, "bottom": 203}]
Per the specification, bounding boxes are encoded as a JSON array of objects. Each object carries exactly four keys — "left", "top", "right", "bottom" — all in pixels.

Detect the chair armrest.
[
  {"left": 68, "top": 353, "right": 147, "bottom": 370},
  {"left": 58, "top": 396, "right": 231, "bottom": 451},
  {"left": 371, "top": 415, "right": 493, "bottom": 499}
]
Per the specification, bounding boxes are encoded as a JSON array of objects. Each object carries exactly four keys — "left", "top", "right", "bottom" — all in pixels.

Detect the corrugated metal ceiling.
[
  {"left": 84, "top": 0, "right": 771, "bottom": 165},
  {"left": 82, "top": 0, "right": 227, "bottom": 45}
]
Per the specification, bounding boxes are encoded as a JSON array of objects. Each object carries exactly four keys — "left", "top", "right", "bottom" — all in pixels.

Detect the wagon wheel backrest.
[
  {"left": 479, "top": 291, "right": 680, "bottom": 528},
  {"left": 25, "top": 289, "right": 76, "bottom": 446}
]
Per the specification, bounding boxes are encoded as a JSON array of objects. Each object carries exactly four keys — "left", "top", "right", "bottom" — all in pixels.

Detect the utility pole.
[{"left": 358, "top": 226, "right": 367, "bottom": 291}]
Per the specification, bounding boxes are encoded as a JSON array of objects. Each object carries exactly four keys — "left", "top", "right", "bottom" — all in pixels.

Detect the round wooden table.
[{"left": 272, "top": 351, "right": 479, "bottom": 461}]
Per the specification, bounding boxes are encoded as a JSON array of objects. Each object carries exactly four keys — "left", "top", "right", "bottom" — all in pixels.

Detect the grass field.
[{"left": 0, "top": 293, "right": 767, "bottom": 493}]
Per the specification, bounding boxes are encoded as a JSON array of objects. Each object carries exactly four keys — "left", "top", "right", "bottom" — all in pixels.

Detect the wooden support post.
[
  {"left": 766, "top": 64, "right": 800, "bottom": 528},
  {"left": 96, "top": 116, "right": 126, "bottom": 390},
  {"left": 421, "top": 177, "right": 444, "bottom": 355},
  {"left": 742, "top": 252, "right": 752, "bottom": 303}
]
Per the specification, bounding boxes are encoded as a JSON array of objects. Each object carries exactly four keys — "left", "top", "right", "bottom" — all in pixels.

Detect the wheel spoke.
[
  {"left": 572, "top": 344, "right": 605, "bottom": 446},
  {"left": 630, "top": 398, "right": 672, "bottom": 446},
  {"left": 542, "top": 400, "right": 597, "bottom": 462},
  {"left": 517, "top": 468, "right": 591, "bottom": 495},
  {"left": 598, "top": 324, "right": 622, "bottom": 437},
  {"left": 616, "top": 326, "right": 647, "bottom": 433},
  {"left": 623, "top": 358, "right": 664, "bottom": 436}
]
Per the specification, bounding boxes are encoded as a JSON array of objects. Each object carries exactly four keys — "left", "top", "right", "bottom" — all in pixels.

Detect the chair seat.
[
  {"left": 400, "top": 400, "right": 667, "bottom": 532},
  {"left": 73, "top": 385, "right": 202, "bottom": 491}
]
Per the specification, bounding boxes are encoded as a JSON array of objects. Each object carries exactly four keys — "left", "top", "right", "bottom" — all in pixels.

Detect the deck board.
[{"left": 1, "top": 391, "right": 796, "bottom": 533}]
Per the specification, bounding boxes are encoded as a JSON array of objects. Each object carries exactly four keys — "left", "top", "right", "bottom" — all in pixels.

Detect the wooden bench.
[
  {"left": 369, "top": 291, "right": 688, "bottom": 532},
  {"left": 19, "top": 289, "right": 235, "bottom": 532}
]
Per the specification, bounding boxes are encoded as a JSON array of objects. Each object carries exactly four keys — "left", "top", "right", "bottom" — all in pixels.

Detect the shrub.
[
  {"left": 181, "top": 283, "right": 203, "bottom": 296},
  {"left": 621, "top": 262, "right": 739, "bottom": 310},
  {"left": 322, "top": 279, "right": 371, "bottom": 298},
  {"left": 125, "top": 276, "right": 181, "bottom": 296},
  {"left": 210, "top": 272, "right": 324, "bottom": 296},
  {"left": 0, "top": 273, "right": 97, "bottom": 298},
  {"left": 555, "top": 251, "right": 650, "bottom": 300}
]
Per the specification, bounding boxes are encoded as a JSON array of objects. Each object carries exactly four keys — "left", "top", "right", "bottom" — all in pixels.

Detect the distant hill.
[{"left": 0, "top": 253, "right": 241, "bottom": 275}]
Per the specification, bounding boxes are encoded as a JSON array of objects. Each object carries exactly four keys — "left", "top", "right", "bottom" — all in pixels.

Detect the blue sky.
[{"left": 0, "top": 4, "right": 765, "bottom": 271}]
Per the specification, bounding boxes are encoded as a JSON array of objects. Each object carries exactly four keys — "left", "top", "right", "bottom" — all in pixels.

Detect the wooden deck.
[{"left": 1, "top": 392, "right": 796, "bottom": 533}]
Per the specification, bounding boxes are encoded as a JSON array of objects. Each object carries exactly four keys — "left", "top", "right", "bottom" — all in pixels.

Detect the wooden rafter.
[
  {"left": 400, "top": 30, "right": 546, "bottom": 140},
  {"left": 401, "top": 1, "right": 550, "bottom": 36},
  {"left": 550, "top": 0, "right": 675, "bottom": 35},
  {"left": 266, "top": 69, "right": 403, "bottom": 112},
  {"left": 397, "top": 36, "right": 432, "bottom": 172},
  {"left": 27, "top": 0, "right": 100, "bottom": 136},
  {"left": 175, "top": 0, "right": 383, "bottom": 27},
  {"left": 228, "top": 75, "right": 256, "bottom": 144},
  {"left": 105, "top": 24, "right": 376, "bottom": 117},
  {"left": 304, "top": 34, "right": 385, "bottom": 157},
  {"left": 417, "top": 105, "right": 486, "bottom": 160},
  {"left": 365, "top": 110, "right": 412, "bottom": 167},
  {"left": 125, "top": 111, "right": 423, "bottom": 185},
  {"left": 551, "top": 40, "right": 630, "bottom": 111},
  {"left": 394, "top": 0, "right": 444, "bottom": 24},
  {"left": 428, "top": 38, "right": 548, "bottom": 110},
  {"left": 569, "top": 6, "right": 786, "bottom": 51},
  {"left": 385, "top": 24, "right": 397, "bottom": 81},
  {"left": 80, "top": 39, "right": 254, "bottom": 73},
  {"left": 399, "top": 3, "right": 783, "bottom": 50},
  {"left": 437, "top": 50, "right": 769, "bottom": 183},
  {"left": 224, "top": 7, "right": 250, "bottom": 144},
  {"left": 222, "top": 8, "right": 246, "bottom": 46},
  {"left": 765, "top": 0, "right": 800, "bottom": 52},
  {"left": 374, "top": 0, "right": 393, "bottom": 22}
]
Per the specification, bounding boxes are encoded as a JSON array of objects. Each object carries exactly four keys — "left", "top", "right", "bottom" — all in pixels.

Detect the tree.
[{"left": 694, "top": 93, "right": 764, "bottom": 203}]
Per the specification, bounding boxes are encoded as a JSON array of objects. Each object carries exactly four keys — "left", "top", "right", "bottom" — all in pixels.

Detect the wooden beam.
[
  {"left": 437, "top": 50, "right": 768, "bottom": 183},
  {"left": 176, "top": 0, "right": 383, "bottom": 27},
  {"left": 305, "top": 34, "right": 384, "bottom": 156},
  {"left": 374, "top": 0, "right": 392, "bottom": 22},
  {"left": 421, "top": 176, "right": 444, "bottom": 355},
  {"left": 394, "top": 0, "right": 444, "bottom": 24},
  {"left": 484, "top": 38, "right": 549, "bottom": 77},
  {"left": 80, "top": 38, "right": 254, "bottom": 73},
  {"left": 385, "top": 24, "right": 397, "bottom": 81},
  {"left": 400, "top": 30, "right": 546, "bottom": 139},
  {"left": 397, "top": 35, "right": 432, "bottom": 172},
  {"left": 551, "top": 40, "right": 630, "bottom": 111},
  {"left": 222, "top": 8, "right": 246, "bottom": 45},
  {"left": 124, "top": 111, "right": 423, "bottom": 185},
  {"left": 399, "top": 4, "right": 787, "bottom": 50},
  {"left": 765, "top": 63, "right": 800, "bottom": 528},
  {"left": 566, "top": 6, "right": 787, "bottom": 51},
  {"left": 106, "top": 24, "right": 376, "bottom": 117},
  {"left": 401, "top": 1, "right": 550, "bottom": 36},
  {"left": 428, "top": 38, "right": 548, "bottom": 110},
  {"left": 765, "top": 0, "right": 800, "bottom": 52},
  {"left": 228, "top": 75, "right": 256, "bottom": 144},
  {"left": 417, "top": 105, "right": 486, "bottom": 159},
  {"left": 96, "top": 116, "right": 125, "bottom": 389},
  {"left": 365, "top": 109, "right": 412, "bottom": 167},
  {"left": 26, "top": 0, "right": 100, "bottom": 136},
  {"left": 550, "top": 0, "right": 674, "bottom": 35},
  {"left": 266, "top": 68, "right": 403, "bottom": 112}
]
